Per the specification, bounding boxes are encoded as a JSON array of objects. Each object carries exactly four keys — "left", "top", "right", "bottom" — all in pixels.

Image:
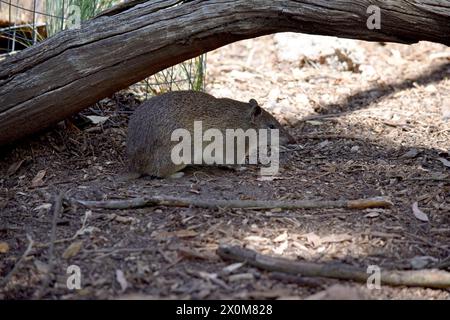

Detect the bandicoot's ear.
[{"left": 249, "top": 99, "right": 262, "bottom": 122}]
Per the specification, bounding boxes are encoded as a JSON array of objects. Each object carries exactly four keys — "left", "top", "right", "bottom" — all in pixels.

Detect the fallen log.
[{"left": 1, "top": 0, "right": 449, "bottom": 145}]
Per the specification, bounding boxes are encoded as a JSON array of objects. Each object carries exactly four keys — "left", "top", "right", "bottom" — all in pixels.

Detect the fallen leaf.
[
  {"left": 244, "top": 235, "right": 271, "bottom": 244},
  {"left": 177, "top": 247, "right": 216, "bottom": 261},
  {"left": 306, "top": 120, "right": 323, "bottom": 126},
  {"left": 116, "top": 270, "right": 128, "bottom": 292},
  {"left": 197, "top": 271, "right": 232, "bottom": 290},
  {"left": 364, "top": 210, "right": 381, "bottom": 218},
  {"left": 86, "top": 115, "right": 110, "bottom": 125},
  {"left": 107, "top": 214, "right": 138, "bottom": 224},
  {"left": 228, "top": 273, "right": 254, "bottom": 282},
  {"left": 301, "top": 232, "right": 322, "bottom": 248},
  {"left": 222, "top": 262, "right": 245, "bottom": 274},
  {"left": 273, "top": 232, "right": 288, "bottom": 243},
  {"left": 7, "top": 159, "right": 25, "bottom": 176},
  {"left": 74, "top": 226, "right": 99, "bottom": 237},
  {"left": 318, "top": 140, "right": 331, "bottom": 148},
  {"left": 152, "top": 229, "right": 198, "bottom": 239},
  {"left": 0, "top": 242, "right": 10, "bottom": 253},
  {"left": 350, "top": 145, "right": 360, "bottom": 153},
  {"left": 273, "top": 240, "right": 288, "bottom": 255},
  {"left": 31, "top": 170, "right": 46, "bottom": 187},
  {"left": 437, "top": 157, "right": 450, "bottom": 168},
  {"left": 412, "top": 202, "right": 429, "bottom": 222},
  {"left": 34, "top": 203, "right": 52, "bottom": 211},
  {"left": 63, "top": 241, "right": 83, "bottom": 259},
  {"left": 321, "top": 233, "right": 353, "bottom": 244},
  {"left": 197, "top": 271, "right": 224, "bottom": 284},
  {"left": 400, "top": 148, "right": 420, "bottom": 159},
  {"left": 34, "top": 260, "right": 50, "bottom": 274},
  {"left": 136, "top": 261, "right": 151, "bottom": 275},
  {"left": 174, "top": 230, "right": 198, "bottom": 238},
  {"left": 291, "top": 241, "right": 309, "bottom": 252}
]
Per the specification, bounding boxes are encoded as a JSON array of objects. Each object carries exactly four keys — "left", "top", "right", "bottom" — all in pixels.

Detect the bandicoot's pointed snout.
[
  {"left": 278, "top": 129, "right": 296, "bottom": 145},
  {"left": 287, "top": 133, "right": 297, "bottom": 144}
]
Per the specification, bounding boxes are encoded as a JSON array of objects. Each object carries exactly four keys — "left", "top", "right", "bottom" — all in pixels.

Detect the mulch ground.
[{"left": 0, "top": 35, "right": 449, "bottom": 299}]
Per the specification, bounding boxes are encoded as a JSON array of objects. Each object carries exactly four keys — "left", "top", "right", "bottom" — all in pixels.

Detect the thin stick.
[
  {"left": 73, "top": 196, "right": 393, "bottom": 210},
  {"left": 437, "top": 255, "right": 450, "bottom": 270},
  {"left": 0, "top": 234, "right": 34, "bottom": 288},
  {"left": 47, "top": 192, "right": 63, "bottom": 267},
  {"left": 300, "top": 134, "right": 361, "bottom": 140},
  {"left": 34, "top": 192, "right": 63, "bottom": 298},
  {"left": 217, "top": 245, "right": 450, "bottom": 289},
  {"left": 300, "top": 112, "right": 351, "bottom": 121}
]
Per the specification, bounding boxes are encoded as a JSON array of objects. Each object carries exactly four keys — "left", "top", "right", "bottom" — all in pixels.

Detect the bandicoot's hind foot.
[
  {"left": 145, "top": 162, "right": 187, "bottom": 179},
  {"left": 116, "top": 172, "right": 141, "bottom": 182},
  {"left": 168, "top": 172, "right": 185, "bottom": 179}
]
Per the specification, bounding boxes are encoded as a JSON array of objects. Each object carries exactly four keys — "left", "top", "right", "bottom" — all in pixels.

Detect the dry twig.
[
  {"left": 34, "top": 192, "right": 64, "bottom": 298},
  {"left": 0, "top": 234, "right": 34, "bottom": 288},
  {"left": 217, "top": 245, "right": 450, "bottom": 289},
  {"left": 73, "top": 196, "right": 393, "bottom": 210}
]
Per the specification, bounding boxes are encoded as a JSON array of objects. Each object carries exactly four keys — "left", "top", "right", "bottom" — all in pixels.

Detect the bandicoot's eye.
[{"left": 269, "top": 124, "right": 276, "bottom": 129}]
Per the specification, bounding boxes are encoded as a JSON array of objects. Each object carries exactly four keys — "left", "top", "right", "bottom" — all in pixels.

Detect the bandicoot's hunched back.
[{"left": 126, "top": 91, "right": 295, "bottom": 178}]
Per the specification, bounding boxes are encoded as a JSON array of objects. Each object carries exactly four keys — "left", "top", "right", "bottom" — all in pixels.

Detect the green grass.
[{"left": 143, "top": 55, "right": 207, "bottom": 96}]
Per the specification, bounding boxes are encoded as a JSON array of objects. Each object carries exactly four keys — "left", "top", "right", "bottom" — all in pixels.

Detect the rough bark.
[{"left": 0, "top": 0, "right": 449, "bottom": 145}]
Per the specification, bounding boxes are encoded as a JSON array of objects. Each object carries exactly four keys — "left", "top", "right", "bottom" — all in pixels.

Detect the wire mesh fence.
[
  {"left": 0, "top": 0, "right": 206, "bottom": 95},
  {"left": 0, "top": 0, "right": 45, "bottom": 52}
]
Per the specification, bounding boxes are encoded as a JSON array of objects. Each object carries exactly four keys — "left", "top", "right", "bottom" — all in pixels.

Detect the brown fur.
[{"left": 126, "top": 91, "right": 295, "bottom": 178}]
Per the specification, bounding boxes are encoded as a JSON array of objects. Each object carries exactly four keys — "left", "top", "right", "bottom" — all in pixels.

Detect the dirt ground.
[{"left": 0, "top": 34, "right": 449, "bottom": 300}]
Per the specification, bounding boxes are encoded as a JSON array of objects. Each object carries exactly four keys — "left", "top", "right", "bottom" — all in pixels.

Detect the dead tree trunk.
[{"left": 0, "top": 0, "right": 449, "bottom": 145}]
